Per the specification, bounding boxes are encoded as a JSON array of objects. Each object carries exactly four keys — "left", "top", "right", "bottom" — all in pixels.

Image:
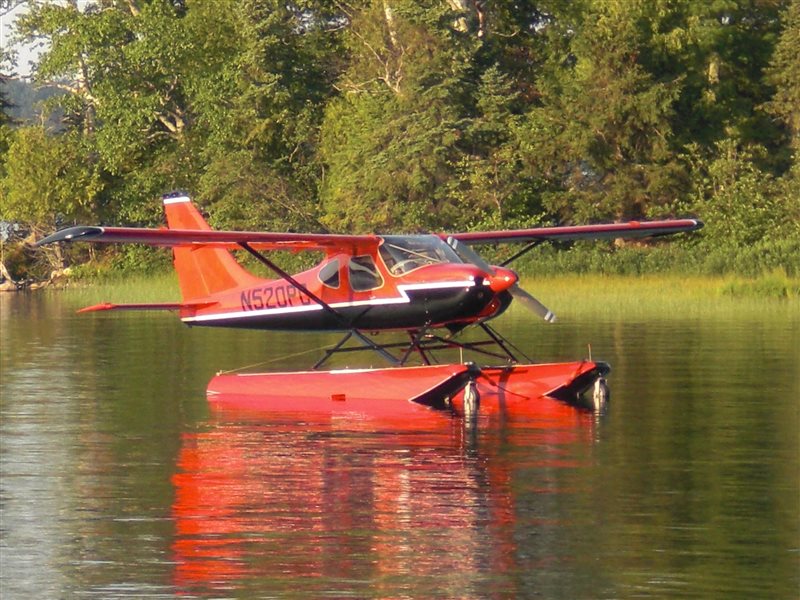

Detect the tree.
[
  {"left": 0, "top": 126, "right": 103, "bottom": 228},
  {"left": 8, "top": 0, "right": 192, "bottom": 234},
  {"left": 319, "top": 0, "right": 478, "bottom": 232},
  {"left": 0, "top": 126, "right": 104, "bottom": 270},
  {"left": 643, "top": 0, "right": 788, "bottom": 170},
  {"left": 454, "top": 65, "right": 540, "bottom": 228},
  {"left": 186, "top": 0, "right": 341, "bottom": 233},
  {"left": 16, "top": 1, "right": 191, "bottom": 169},
  {"left": 761, "top": 0, "right": 800, "bottom": 275},
  {"left": 519, "top": 1, "right": 687, "bottom": 222},
  {"left": 764, "top": 0, "right": 800, "bottom": 153},
  {"left": 0, "top": 74, "right": 11, "bottom": 126},
  {"left": 0, "top": 73, "right": 12, "bottom": 161}
]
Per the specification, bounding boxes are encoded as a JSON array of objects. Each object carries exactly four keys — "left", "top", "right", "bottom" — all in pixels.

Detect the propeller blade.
[
  {"left": 510, "top": 284, "right": 557, "bottom": 323},
  {"left": 446, "top": 236, "right": 494, "bottom": 273},
  {"left": 446, "top": 237, "right": 557, "bottom": 323}
]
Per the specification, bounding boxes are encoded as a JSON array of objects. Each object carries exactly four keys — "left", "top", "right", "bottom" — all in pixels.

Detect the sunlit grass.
[
  {"left": 54, "top": 272, "right": 180, "bottom": 306},
  {"left": 718, "top": 269, "right": 800, "bottom": 300},
  {"left": 517, "top": 274, "right": 800, "bottom": 321},
  {"left": 48, "top": 271, "right": 799, "bottom": 320}
]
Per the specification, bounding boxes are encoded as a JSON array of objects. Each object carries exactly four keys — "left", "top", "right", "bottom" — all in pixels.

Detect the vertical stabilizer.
[{"left": 162, "top": 194, "right": 258, "bottom": 301}]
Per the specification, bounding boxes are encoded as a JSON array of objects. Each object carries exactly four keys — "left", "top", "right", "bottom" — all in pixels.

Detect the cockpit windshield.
[{"left": 379, "top": 235, "right": 463, "bottom": 275}]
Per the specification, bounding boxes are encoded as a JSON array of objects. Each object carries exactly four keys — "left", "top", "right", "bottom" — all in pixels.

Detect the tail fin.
[{"left": 163, "top": 194, "right": 259, "bottom": 301}]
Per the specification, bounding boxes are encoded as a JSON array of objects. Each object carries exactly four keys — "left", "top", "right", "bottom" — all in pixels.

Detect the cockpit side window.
[
  {"left": 349, "top": 255, "right": 383, "bottom": 291},
  {"left": 318, "top": 259, "right": 341, "bottom": 288}
]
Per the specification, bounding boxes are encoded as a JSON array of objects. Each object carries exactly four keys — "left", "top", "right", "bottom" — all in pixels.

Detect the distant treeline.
[
  {"left": 0, "top": 0, "right": 798, "bottom": 279},
  {"left": 1, "top": 78, "right": 64, "bottom": 126}
]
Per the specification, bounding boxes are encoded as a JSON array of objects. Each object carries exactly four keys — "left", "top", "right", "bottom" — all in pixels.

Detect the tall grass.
[
  {"left": 719, "top": 269, "right": 800, "bottom": 299},
  {"left": 52, "top": 271, "right": 799, "bottom": 322},
  {"left": 515, "top": 239, "right": 800, "bottom": 279},
  {"left": 56, "top": 272, "right": 180, "bottom": 306},
  {"left": 518, "top": 273, "right": 799, "bottom": 321}
]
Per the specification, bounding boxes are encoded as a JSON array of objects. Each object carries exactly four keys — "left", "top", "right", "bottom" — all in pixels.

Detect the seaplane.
[{"left": 37, "top": 193, "right": 702, "bottom": 421}]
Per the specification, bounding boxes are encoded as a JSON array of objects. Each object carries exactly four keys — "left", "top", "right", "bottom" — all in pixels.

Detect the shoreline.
[{"left": 6, "top": 271, "right": 797, "bottom": 309}]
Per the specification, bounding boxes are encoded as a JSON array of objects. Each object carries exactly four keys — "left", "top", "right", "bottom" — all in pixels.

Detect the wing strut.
[
  {"left": 238, "top": 242, "right": 342, "bottom": 324},
  {"left": 499, "top": 240, "right": 545, "bottom": 268},
  {"left": 477, "top": 323, "right": 533, "bottom": 363},
  {"left": 238, "top": 242, "right": 400, "bottom": 367}
]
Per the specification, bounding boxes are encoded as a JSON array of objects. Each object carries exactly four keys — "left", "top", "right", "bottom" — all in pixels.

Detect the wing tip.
[{"left": 36, "top": 226, "right": 105, "bottom": 247}]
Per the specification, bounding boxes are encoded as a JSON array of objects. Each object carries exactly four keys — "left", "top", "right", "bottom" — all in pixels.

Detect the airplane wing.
[
  {"left": 36, "top": 195, "right": 381, "bottom": 258},
  {"left": 36, "top": 225, "right": 381, "bottom": 252},
  {"left": 443, "top": 219, "right": 703, "bottom": 245},
  {"left": 38, "top": 219, "right": 701, "bottom": 249}
]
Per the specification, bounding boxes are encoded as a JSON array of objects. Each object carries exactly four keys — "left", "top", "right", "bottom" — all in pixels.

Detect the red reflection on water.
[{"left": 171, "top": 404, "right": 596, "bottom": 596}]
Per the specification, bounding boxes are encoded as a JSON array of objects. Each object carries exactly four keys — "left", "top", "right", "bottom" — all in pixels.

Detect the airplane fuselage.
[{"left": 179, "top": 235, "right": 517, "bottom": 332}]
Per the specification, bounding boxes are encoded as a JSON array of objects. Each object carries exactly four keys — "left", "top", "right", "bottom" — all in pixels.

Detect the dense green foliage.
[{"left": 0, "top": 0, "right": 798, "bottom": 278}]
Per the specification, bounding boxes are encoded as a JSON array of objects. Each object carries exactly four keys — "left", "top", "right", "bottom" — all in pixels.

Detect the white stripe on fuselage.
[{"left": 181, "top": 280, "right": 477, "bottom": 324}]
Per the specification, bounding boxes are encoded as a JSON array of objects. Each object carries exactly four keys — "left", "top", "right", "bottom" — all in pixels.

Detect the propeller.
[{"left": 446, "top": 237, "right": 557, "bottom": 323}]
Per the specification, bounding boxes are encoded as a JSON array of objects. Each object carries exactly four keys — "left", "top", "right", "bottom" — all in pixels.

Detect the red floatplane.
[{"left": 38, "top": 193, "right": 702, "bottom": 421}]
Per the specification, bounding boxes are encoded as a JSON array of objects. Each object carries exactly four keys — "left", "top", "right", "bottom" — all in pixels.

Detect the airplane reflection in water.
[{"left": 171, "top": 404, "right": 597, "bottom": 596}]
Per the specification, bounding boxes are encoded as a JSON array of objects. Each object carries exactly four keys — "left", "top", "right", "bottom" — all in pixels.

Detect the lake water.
[{"left": 1, "top": 290, "right": 798, "bottom": 599}]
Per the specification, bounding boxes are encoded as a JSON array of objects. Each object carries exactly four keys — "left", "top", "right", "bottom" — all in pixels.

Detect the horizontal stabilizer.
[{"left": 77, "top": 301, "right": 217, "bottom": 314}]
